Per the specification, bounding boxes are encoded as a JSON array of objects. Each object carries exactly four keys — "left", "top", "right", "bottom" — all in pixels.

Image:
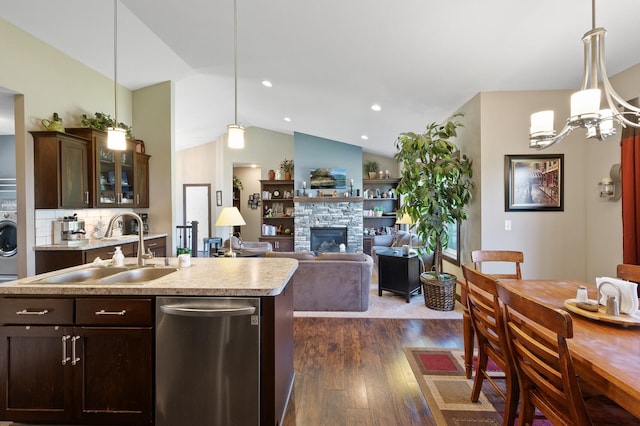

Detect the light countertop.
[
  {"left": 0, "top": 257, "right": 298, "bottom": 297},
  {"left": 33, "top": 233, "right": 169, "bottom": 251}
]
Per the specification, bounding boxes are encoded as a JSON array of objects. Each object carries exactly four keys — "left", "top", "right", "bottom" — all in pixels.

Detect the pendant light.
[
  {"left": 529, "top": 0, "right": 640, "bottom": 150},
  {"left": 227, "top": 0, "right": 245, "bottom": 149},
  {"left": 107, "top": 0, "right": 127, "bottom": 150}
]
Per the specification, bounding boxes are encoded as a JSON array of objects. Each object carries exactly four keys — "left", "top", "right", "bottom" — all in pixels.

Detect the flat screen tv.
[{"left": 309, "top": 168, "right": 347, "bottom": 189}]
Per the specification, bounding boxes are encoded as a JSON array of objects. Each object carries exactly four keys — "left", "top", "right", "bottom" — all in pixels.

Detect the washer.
[{"left": 0, "top": 211, "right": 17, "bottom": 282}]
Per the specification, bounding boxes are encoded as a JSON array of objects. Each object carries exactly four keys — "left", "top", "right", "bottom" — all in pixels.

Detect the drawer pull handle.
[
  {"left": 16, "top": 309, "right": 49, "bottom": 316},
  {"left": 95, "top": 309, "right": 127, "bottom": 316},
  {"left": 62, "top": 335, "right": 71, "bottom": 365},
  {"left": 71, "top": 336, "right": 80, "bottom": 365}
]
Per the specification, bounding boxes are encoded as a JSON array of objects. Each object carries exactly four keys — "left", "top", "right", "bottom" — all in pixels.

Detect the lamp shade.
[
  {"left": 227, "top": 124, "right": 245, "bottom": 149},
  {"left": 396, "top": 213, "right": 414, "bottom": 225},
  {"left": 107, "top": 127, "right": 127, "bottom": 150},
  {"left": 215, "top": 207, "right": 246, "bottom": 227}
]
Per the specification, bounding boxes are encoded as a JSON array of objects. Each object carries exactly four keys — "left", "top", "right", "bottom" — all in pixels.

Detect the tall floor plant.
[{"left": 394, "top": 113, "right": 474, "bottom": 280}]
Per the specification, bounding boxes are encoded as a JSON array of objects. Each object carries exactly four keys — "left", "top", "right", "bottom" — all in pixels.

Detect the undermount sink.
[
  {"left": 35, "top": 267, "right": 130, "bottom": 284},
  {"left": 33, "top": 266, "right": 178, "bottom": 285},
  {"left": 99, "top": 267, "right": 178, "bottom": 284}
]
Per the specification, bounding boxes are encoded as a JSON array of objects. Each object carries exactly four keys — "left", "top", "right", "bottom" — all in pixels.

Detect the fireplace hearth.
[{"left": 310, "top": 227, "right": 347, "bottom": 254}]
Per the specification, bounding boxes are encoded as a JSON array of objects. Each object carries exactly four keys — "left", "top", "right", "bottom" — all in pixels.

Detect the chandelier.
[{"left": 529, "top": 0, "right": 640, "bottom": 150}]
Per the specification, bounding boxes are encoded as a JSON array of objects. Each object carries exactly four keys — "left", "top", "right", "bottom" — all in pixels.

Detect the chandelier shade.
[{"left": 529, "top": 0, "right": 640, "bottom": 150}]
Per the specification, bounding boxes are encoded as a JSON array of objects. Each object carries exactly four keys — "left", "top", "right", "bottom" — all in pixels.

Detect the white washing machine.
[{"left": 0, "top": 211, "right": 17, "bottom": 282}]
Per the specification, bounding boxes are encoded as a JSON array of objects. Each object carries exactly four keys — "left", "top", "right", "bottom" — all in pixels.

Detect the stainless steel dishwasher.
[{"left": 155, "top": 297, "right": 261, "bottom": 426}]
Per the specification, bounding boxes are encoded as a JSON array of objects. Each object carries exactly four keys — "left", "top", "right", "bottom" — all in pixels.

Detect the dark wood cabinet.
[
  {"left": 377, "top": 250, "right": 421, "bottom": 303},
  {"left": 0, "top": 297, "right": 153, "bottom": 425},
  {"left": 32, "top": 131, "right": 91, "bottom": 209},
  {"left": 65, "top": 128, "right": 150, "bottom": 208},
  {"left": 259, "top": 236, "right": 294, "bottom": 251}
]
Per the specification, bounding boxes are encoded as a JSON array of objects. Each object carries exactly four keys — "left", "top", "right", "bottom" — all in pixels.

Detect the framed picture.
[
  {"left": 216, "top": 190, "right": 222, "bottom": 206},
  {"left": 505, "top": 154, "right": 564, "bottom": 211},
  {"left": 309, "top": 168, "right": 347, "bottom": 189}
]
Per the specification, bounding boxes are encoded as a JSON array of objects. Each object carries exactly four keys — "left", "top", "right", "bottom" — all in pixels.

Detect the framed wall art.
[{"left": 504, "top": 154, "right": 564, "bottom": 211}]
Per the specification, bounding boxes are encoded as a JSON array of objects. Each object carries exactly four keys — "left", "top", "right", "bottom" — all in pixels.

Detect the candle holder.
[{"left": 350, "top": 183, "right": 354, "bottom": 197}]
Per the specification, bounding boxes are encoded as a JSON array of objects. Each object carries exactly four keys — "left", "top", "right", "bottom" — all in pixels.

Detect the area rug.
[
  {"left": 404, "top": 347, "right": 552, "bottom": 425},
  {"left": 293, "top": 282, "right": 464, "bottom": 319}
]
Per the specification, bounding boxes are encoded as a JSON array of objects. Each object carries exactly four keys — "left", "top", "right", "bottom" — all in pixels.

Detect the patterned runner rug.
[{"left": 404, "top": 347, "right": 552, "bottom": 425}]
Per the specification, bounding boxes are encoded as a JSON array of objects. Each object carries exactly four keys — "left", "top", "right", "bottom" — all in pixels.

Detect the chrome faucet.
[{"left": 105, "top": 212, "right": 149, "bottom": 266}]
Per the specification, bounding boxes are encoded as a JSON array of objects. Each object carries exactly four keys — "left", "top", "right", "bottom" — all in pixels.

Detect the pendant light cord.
[
  {"left": 113, "top": 0, "right": 119, "bottom": 126},
  {"left": 233, "top": 0, "right": 238, "bottom": 125}
]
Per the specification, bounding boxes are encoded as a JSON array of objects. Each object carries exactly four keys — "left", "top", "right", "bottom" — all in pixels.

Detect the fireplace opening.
[{"left": 310, "top": 227, "right": 347, "bottom": 254}]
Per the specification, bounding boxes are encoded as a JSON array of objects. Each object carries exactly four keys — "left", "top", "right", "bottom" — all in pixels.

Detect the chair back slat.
[
  {"left": 471, "top": 250, "right": 523, "bottom": 279},
  {"left": 616, "top": 264, "right": 640, "bottom": 297},
  {"left": 496, "top": 283, "right": 592, "bottom": 426}
]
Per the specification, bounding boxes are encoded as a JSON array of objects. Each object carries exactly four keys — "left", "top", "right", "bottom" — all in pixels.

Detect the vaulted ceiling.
[{"left": 1, "top": 0, "right": 640, "bottom": 156}]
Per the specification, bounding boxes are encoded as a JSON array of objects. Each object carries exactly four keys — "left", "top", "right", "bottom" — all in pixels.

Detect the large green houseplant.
[{"left": 394, "top": 114, "right": 474, "bottom": 309}]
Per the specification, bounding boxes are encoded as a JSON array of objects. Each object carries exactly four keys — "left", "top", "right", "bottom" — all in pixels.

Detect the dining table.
[{"left": 492, "top": 279, "right": 640, "bottom": 420}]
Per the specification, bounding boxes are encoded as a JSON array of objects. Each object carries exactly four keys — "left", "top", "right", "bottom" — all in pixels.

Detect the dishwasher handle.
[{"left": 160, "top": 304, "right": 256, "bottom": 317}]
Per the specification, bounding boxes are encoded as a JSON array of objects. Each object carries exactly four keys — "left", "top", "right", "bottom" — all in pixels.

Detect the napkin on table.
[{"left": 596, "top": 277, "right": 639, "bottom": 315}]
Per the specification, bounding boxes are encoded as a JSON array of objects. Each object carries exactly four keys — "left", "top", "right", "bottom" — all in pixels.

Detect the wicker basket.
[{"left": 420, "top": 272, "right": 456, "bottom": 311}]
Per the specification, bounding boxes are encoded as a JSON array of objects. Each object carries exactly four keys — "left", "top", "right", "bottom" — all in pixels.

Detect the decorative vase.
[
  {"left": 275, "top": 170, "right": 283, "bottom": 180},
  {"left": 285, "top": 171, "right": 291, "bottom": 180},
  {"left": 268, "top": 169, "right": 276, "bottom": 180},
  {"left": 368, "top": 172, "right": 377, "bottom": 179}
]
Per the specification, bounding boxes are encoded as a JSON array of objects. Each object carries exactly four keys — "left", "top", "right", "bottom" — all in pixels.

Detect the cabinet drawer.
[
  {"left": 0, "top": 298, "right": 74, "bottom": 324},
  {"left": 76, "top": 298, "right": 152, "bottom": 326}
]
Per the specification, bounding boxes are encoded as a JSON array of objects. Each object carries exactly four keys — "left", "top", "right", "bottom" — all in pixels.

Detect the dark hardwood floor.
[{"left": 282, "top": 317, "right": 464, "bottom": 426}]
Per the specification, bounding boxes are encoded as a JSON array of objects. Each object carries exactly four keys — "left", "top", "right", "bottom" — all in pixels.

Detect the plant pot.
[
  {"left": 374, "top": 210, "right": 383, "bottom": 217},
  {"left": 420, "top": 272, "right": 456, "bottom": 311},
  {"left": 368, "top": 172, "right": 377, "bottom": 179},
  {"left": 285, "top": 171, "right": 291, "bottom": 180}
]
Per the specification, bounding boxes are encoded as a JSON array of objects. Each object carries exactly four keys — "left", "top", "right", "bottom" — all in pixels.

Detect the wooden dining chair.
[
  {"left": 471, "top": 250, "right": 524, "bottom": 279},
  {"left": 617, "top": 264, "right": 640, "bottom": 297},
  {"left": 462, "top": 265, "right": 518, "bottom": 426},
  {"left": 459, "top": 250, "right": 524, "bottom": 378},
  {"left": 496, "top": 283, "right": 640, "bottom": 426}
]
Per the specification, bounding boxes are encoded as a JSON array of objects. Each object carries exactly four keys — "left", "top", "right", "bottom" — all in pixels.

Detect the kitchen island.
[{"left": 0, "top": 257, "right": 298, "bottom": 425}]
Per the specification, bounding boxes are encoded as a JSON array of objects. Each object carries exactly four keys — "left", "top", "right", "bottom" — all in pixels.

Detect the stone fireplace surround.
[{"left": 294, "top": 198, "right": 363, "bottom": 252}]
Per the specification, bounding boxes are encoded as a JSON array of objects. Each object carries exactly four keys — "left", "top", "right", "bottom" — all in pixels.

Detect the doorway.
[{"left": 183, "top": 184, "right": 211, "bottom": 253}]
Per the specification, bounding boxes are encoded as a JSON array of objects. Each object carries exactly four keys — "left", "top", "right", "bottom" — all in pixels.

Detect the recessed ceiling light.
[
  {"left": 262, "top": 80, "right": 273, "bottom": 87},
  {"left": 284, "top": 117, "right": 291, "bottom": 122},
  {"left": 371, "top": 104, "right": 382, "bottom": 112},
  {"left": 361, "top": 135, "right": 369, "bottom": 140}
]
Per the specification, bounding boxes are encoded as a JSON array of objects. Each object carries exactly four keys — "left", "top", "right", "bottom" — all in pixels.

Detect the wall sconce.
[
  {"left": 248, "top": 193, "right": 261, "bottom": 209},
  {"left": 599, "top": 163, "right": 621, "bottom": 201}
]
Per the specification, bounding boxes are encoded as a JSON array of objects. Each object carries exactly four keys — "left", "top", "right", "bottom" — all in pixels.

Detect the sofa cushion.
[
  {"left": 265, "top": 251, "right": 316, "bottom": 260},
  {"left": 316, "top": 252, "right": 367, "bottom": 262}
]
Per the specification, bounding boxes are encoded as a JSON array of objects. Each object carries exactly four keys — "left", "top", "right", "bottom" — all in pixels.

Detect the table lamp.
[
  {"left": 215, "top": 207, "right": 246, "bottom": 257},
  {"left": 396, "top": 213, "right": 416, "bottom": 254}
]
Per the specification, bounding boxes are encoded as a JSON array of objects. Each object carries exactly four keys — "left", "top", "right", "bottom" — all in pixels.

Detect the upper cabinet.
[
  {"left": 66, "top": 128, "right": 150, "bottom": 208},
  {"left": 32, "top": 131, "right": 91, "bottom": 209}
]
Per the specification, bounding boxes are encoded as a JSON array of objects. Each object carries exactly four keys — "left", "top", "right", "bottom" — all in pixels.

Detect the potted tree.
[
  {"left": 364, "top": 160, "right": 379, "bottom": 179},
  {"left": 394, "top": 113, "right": 474, "bottom": 311}
]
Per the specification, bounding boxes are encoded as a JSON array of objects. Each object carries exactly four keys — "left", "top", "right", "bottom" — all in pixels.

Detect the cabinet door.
[
  {"left": 134, "top": 153, "right": 150, "bottom": 207},
  {"left": 59, "top": 137, "right": 90, "bottom": 208},
  {"left": 140, "top": 236, "right": 166, "bottom": 257},
  {"left": 96, "top": 139, "right": 136, "bottom": 207},
  {"left": 0, "top": 326, "right": 74, "bottom": 423},
  {"left": 74, "top": 327, "right": 153, "bottom": 424}
]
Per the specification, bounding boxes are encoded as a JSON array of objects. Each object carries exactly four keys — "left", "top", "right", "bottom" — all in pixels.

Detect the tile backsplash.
[{"left": 35, "top": 208, "right": 135, "bottom": 246}]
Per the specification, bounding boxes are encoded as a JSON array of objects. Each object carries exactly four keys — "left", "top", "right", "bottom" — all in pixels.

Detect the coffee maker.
[{"left": 53, "top": 216, "right": 86, "bottom": 245}]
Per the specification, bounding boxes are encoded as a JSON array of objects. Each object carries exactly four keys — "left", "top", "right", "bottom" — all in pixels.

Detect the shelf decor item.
[
  {"left": 280, "top": 158, "right": 294, "bottom": 180},
  {"left": 394, "top": 113, "right": 474, "bottom": 311},
  {"left": 364, "top": 160, "right": 379, "bottom": 179}
]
